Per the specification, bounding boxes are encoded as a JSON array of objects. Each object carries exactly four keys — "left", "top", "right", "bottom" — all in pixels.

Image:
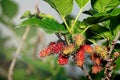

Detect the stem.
[
  {"left": 8, "top": 26, "right": 30, "bottom": 80},
  {"left": 71, "top": 0, "right": 90, "bottom": 32},
  {"left": 55, "top": 33, "right": 63, "bottom": 41},
  {"left": 81, "top": 25, "right": 91, "bottom": 34},
  {"left": 71, "top": 8, "right": 83, "bottom": 31},
  {"left": 61, "top": 16, "right": 71, "bottom": 33},
  {"left": 63, "top": 35, "right": 69, "bottom": 45},
  {"left": 81, "top": 66, "right": 92, "bottom": 80}
]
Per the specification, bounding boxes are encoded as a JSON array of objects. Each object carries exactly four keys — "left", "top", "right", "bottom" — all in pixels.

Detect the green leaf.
[
  {"left": 44, "top": 0, "right": 73, "bottom": 16},
  {"left": 113, "top": 25, "right": 120, "bottom": 38},
  {"left": 1, "top": 0, "right": 18, "bottom": 19},
  {"left": 92, "top": 0, "right": 120, "bottom": 13},
  {"left": 83, "top": 16, "right": 110, "bottom": 24},
  {"left": 43, "top": 0, "right": 56, "bottom": 9},
  {"left": 86, "top": 25, "right": 111, "bottom": 41},
  {"left": 75, "top": 0, "right": 89, "bottom": 8},
  {"left": 38, "top": 13, "right": 54, "bottom": 19},
  {"left": 83, "top": 9, "right": 98, "bottom": 16},
  {"left": 18, "top": 17, "right": 66, "bottom": 34},
  {"left": 110, "top": 8, "right": 120, "bottom": 16},
  {"left": 115, "top": 57, "right": 120, "bottom": 71},
  {"left": 110, "top": 15, "right": 120, "bottom": 36},
  {"left": 20, "top": 11, "right": 31, "bottom": 19}
]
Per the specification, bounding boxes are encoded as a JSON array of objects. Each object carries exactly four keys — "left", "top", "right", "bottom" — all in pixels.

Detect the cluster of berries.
[{"left": 39, "top": 34, "right": 108, "bottom": 74}]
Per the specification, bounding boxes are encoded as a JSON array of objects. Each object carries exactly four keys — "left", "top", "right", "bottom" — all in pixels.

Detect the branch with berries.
[{"left": 39, "top": 33, "right": 113, "bottom": 80}]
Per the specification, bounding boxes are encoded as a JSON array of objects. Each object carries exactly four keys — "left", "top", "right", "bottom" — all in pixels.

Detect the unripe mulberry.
[
  {"left": 94, "top": 45, "right": 107, "bottom": 59},
  {"left": 75, "top": 48, "right": 85, "bottom": 67},
  {"left": 63, "top": 44, "right": 75, "bottom": 55},
  {"left": 58, "top": 54, "right": 68, "bottom": 65},
  {"left": 83, "top": 45, "right": 93, "bottom": 54},
  {"left": 73, "top": 34, "right": 85, "bottom": 46}
]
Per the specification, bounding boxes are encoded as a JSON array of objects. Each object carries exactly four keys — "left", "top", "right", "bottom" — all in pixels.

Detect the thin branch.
[
  {"left": 8, "top": 26, "right": 30, "bottom": 80},
  {"left": 55, "top": 33, "right": 63, "bottom": 41},
  {"left": 81, "top": 66, "right": 92, "bottom": 80}
]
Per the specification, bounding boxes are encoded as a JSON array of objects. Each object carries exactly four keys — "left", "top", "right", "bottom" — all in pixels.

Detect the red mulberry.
[
  {"left": 75, "top": 48, "right": 85, "bottom": 67},
  {"left": 83, "top": 45, "right": 93, "bottom": 54},
  {"left": 92, "top": 65, "right": 102, "bottom": 74},
  {"left": 39, "top": 48, "right": 51, "bottom": 58},
  {"left": 58, "top": 54, "right": 68, "bottom": 65}
]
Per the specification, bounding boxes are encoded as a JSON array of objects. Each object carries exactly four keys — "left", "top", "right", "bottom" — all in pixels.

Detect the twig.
[
  {"left": 55, "top": 33, "right": 63, "bottom": 41},
  {"left": 81, "top": 66, "right": 93, "bottom": 80},
  {"left": 8, "top": 26, "right": 30, "bottom": 80}
]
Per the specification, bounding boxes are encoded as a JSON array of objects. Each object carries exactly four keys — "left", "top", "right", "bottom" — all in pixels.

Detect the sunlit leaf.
[
  {"left": 75, "top": 0, "right": 89, "bottom": 8},
  {"left": 92, "top": 0, "right": 120, "bottom": 13},
  {"left": 44, "top": 0, "right": 73, "bottom": 16},
  {"left": 18, "top": 17, "right": 66, "bottom": 34}
]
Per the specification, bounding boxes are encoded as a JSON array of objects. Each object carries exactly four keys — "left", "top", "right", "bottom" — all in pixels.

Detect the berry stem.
[
  {"left": 63, "top": 35, "right": 69, "bottom": 45},
  {"left": 55, "top": 33, "right": 63, "bottom": 41},
  {"left": 81, "top": 25, "right": 91, "bottom": 34}
]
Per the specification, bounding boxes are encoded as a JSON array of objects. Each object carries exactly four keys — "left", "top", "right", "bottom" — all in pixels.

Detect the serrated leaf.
[
  {"left": 44, "top": 0, "right": 73, "bottom": 16},
  {"left": 18, "top": 17, "right": 66, "bottom": 34},
  {"left": 1, "top": 0, "right": 18, "bottom": 19},
  {"left": 75, "top": 0, "right": 89, "bottom": 8},
  {"left": 92, "top": 0, "right": 120, "bottom": 13}
]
